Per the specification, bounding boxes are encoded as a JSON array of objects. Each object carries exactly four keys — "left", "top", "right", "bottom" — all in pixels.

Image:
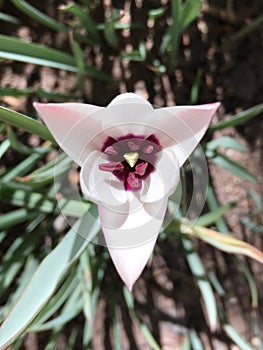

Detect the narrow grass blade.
[
  {"left": 0, "top": 87, "right": 33, "bottom": 97},
  {"left": 206, "top": 136, "right": 247, "bottom": 152},
  {"left": 182, "top": 236, "right": 218, "bottom": 331},
  {"left": 1, "top": 153, "right": 44, "bottom": 182},
  {"left": 0, "top": 208, "right": 37, "bottom": 230},
  {"left": 0, "top": 12, "right": 20, "bottom": 24},
  {"left": 210, "top": 103, "right": 263, "bottom": 131},
  {"left": 10, "top": 0, "right": 69, "bottom": 32},
  {"left": 211, "top": 153, "right": 257, "bottom": 183},
  {"left": 6, "top": 125, "right": 33, "bottom": 154},
  {"left": 31, "top": 269, "right": 78, "bottom": 327},
  {"left": 222, "top": 14, "right": 263, "bottom": 50},
  {"left": 58, "top": 3, "right": 99, "bottom": 41},
  {"left": 0, "top": 34, "right": 78, "bottom": 71},
  {"left": 0, "top": 139, "right": 10, "bottom": 158},
  {"left": 188, "top": 225, "right": 263, "bottom": 265},
  {"left": 206, "top": 186, "right": 229, "bottom": 234},
  {"left": 0, "top": 106, "right": 55, "bottom": 143},
  {"left": 195, "top": 202, "right": 234, "bottom": 227},
  {"left": 0, "top": 183, "right": 89, "bottom": 217},
  {"left": 223, "top": 323, "right": 254, "bottom": 350},
  {"left": 123, "top": 287, "right": 162, "bottom": 350},
  {"left": 0, "top": 207, "right": 100, "bottom": 349},
  {"left": 180, "top": 0, "right": 202, "bottom": 30},
  {"left": 188, "top": 329, "right": 204, "bottom": 350}
]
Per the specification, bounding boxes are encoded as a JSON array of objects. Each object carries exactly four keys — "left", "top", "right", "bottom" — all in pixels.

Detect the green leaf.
[
  {"left": 0, "top": 183, "right": 89, "bottom": 217},
  {"left": 188, "top": 329, "right": 204, "bottom": 350},
  {"left": 188, "top": 225, "right": 263, "bottom": 265},
  {"left": 222, "top": 14, "right": 263, "bottom": 51},
  {"left": 210, "top": 103, "right": 263, "bottom": 131},
  {"left": 0, "top": 87, "right": 33, "bottom": 97},
  {"left": 1, "top": 153, "right": 45, "bottom": 183},
  {"left": 223, "top": 323, "right": 254, "bottom": 350},
  {"left": 206, "top": 136, "right": 247, "bottom": 152},
  {"left": 0, "top": 207, "right": 100, "bottom": 349},
  {"left": 180, "top": 0, "right": 202, "bottom": 30},
  {"left": 0, "top": 106, "right": 55, "bottom": 143},
  {"left": 0, "top": 87, "right": 73, "bottom": 101},
  {"left": 6, "top": 125, "right": 33, "bottom": 154},
  {"left": 10, "top": 0, "right": 68, "bottom": 32},
  {"left": 148, "top": 7, "right": 166, "bottom": 19},
  {"left": 0, "top": 12, "right": 20, "bottom": 24},
  {"left": 31, "top": 269, "right": 79, "bottom": 328},
  {"left": 195, "top": 202, "right": 234, "bottom": 227},
  {"left": 190, "top": 69, "right": 203, "bottom": 104},
  {"left": 104, "top": 21, "right": 119, "bottom": 49},
  {"left": 211, "top": 153, "right": 257, "bottom": 183},
  {"left": 0, "top": 34, "right": 78, "bottom": 72},
  {"left": 0, "top": 224, "right": 43, "bottom": 298},
  {"left": 0, "top": 139, "right": 10, "bottom": 158},
  {"left": 181, "top": 236, "right": 218, "bottom": 331},
  {"left": 123, "top": 287, "right": 161, "bottom": 350},
  {"left": 206, "top": 186, "right": 229, "bottom": 234},
  {"left": 17, "top": 153, "right": 73, "bottom": 187},
  {"left": 58, "top": 3, "right": 99, "bottom": 41},
  {"left": 0, "top": 208, "right": 37, "bottom": 230}
]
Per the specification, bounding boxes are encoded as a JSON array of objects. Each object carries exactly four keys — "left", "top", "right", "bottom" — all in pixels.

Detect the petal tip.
[
  {"left": 108, "top": 92, "right": 152, "bottom": 108},
  {"left": 126, "top": 283, "right": 134, "bottom": 293}
]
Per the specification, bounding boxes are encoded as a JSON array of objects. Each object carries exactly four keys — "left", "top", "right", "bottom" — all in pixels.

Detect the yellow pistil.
[{"left": 123, "top": 152, "right": 139, "bottom": 168}]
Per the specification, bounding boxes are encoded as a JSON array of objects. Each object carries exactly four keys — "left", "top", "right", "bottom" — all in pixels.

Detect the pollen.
[{"left": 123, "top": 152, "right": 139, "bottom": 168}]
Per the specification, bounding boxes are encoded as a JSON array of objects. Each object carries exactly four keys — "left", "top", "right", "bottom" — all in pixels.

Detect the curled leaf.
[{"left": 187, "top": 224, "right": 263, "bottom": 264}]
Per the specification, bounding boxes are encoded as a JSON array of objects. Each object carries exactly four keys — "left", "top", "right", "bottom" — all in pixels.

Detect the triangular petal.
[
  {"left": 107, "top": 239, "right": 158, "bottom": 292},
  {"left": 140, "top": 148, "right": 180, "bottom": 203},
  {"left": 153, "top": 103, "right": 220, "bottom": 166},
  {"left": 98, "top": 194, "right": 168, "bottom": 290},
  {"left": 80, "top": 150, "right": 128, "bottom": 209},
  {"left": 103, "top": 93, "right": 156, "bottom": 137},
  {"left": 34, "top": 102, "right": 106, "bottom": 166}
]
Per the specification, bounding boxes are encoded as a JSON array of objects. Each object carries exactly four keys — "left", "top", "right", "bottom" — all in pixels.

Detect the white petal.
[
  {"left": 108, "top": 92, "right": 152, "bottom": 107},
  {"left": 107, "top": 239, "right": 157, "bottom": 292},
  {"left": 34, "top": 102, "right": 106, "bottom": 166},
  {"left": 103, "top": 93, "right": 156, "bottom": 137},
  {"left": 153, "top": 103, "right": 220, "bottom": 166},
  {"left": 80, "top": 150, "right": 128, "bottom": 208},
  {"left": 140, "top": 148, "right": 180, "bottom": 203},
  {"left": 98, "top": 194, "right": 168, "bottom": 290}
]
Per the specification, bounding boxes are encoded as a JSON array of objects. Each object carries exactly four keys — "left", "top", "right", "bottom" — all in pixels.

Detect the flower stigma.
[{"left": 98, "top": 133, "right": 162, "bottom": 191}]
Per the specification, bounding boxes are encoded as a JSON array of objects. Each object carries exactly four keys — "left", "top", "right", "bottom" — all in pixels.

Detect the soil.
[{"left": 0, "top": 0, "right": 263, "bottom": 349}]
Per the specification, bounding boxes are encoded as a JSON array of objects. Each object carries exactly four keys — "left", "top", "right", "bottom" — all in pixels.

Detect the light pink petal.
[
  {"left": 153, "top": 103, "right": 220, "bottom": 166},
  {"left": 80, "top": 150, "right": 128, "bottom": 209},
  {"left": 98, "top": 194, "right": 168, "bottom": 290},
  {"left": 107, "top": 239, "right": 157, "bottom": 292},
  {"left": 140, "top": 148, "right": 180, "bottom": 203},
  {"left": 34, "top": 102, "right": 106, "bottom": 166},
  {"left": 102, "top": 93, "right": 156, "bottom": 137}
]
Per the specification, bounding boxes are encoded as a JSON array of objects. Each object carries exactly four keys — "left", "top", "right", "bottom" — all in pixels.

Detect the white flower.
[{"left": 34, "top": 93, "right": 220, "bottom": 290}]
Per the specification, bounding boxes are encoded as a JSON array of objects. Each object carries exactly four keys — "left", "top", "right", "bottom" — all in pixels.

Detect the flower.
[{"left": 34, "top": 93, "right": 220, "bottom": 291}]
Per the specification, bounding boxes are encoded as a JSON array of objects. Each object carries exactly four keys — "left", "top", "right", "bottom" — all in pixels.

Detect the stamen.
[
  {"left": 99, "top": 162, "right": 124, "bottom": 173},
  {"left": 135, "top": 162, "right": 148, "bottom": 176},
  {"left": 123, "top": 152, "right": 139, "bottom": 168},
  {"left": 127, "top": 173, "right": 141, "bottom": 189}
]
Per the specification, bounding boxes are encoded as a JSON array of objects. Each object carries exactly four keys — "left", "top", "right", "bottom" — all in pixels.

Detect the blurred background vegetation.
[{"left": 0, "top": 0, "right": 263, "bottom": 349}]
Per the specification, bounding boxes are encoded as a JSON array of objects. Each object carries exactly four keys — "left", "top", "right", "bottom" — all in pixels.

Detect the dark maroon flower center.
[{"left": 98, "top": 134, "right": 162, "bottom": 191}]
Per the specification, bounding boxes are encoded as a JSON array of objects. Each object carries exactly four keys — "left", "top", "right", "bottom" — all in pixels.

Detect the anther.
[{"left": 123, "top": 152, "right": 139, "bottom": 168}]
